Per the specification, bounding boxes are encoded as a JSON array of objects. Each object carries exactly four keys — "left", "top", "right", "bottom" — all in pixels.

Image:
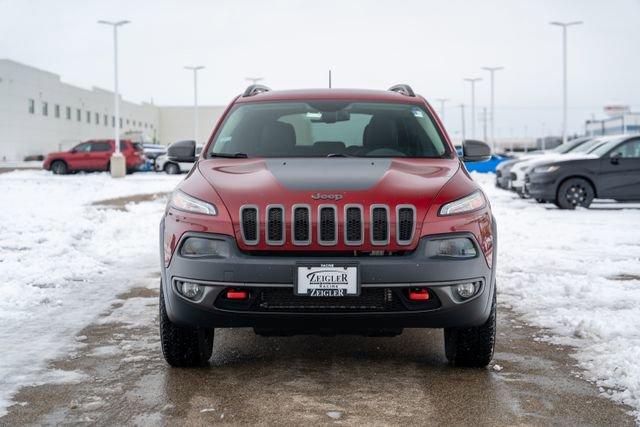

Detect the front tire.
[
  {"left": 164, "top": 163, "right": 180, "bottom": 175},
  {"left": 51, "top": 160, "right": 68, "bottom": 175},
  {"left": 556, "top": 178, "right": 594, "bottom": 209},
  {"left": 159, "top": 284, "right": 213, "bottom": 367},
  {"left": 444, "top": 291, "right": 496, "bottom": 367}
]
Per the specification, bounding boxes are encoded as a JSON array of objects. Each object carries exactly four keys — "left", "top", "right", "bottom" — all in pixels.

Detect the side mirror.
[
  {"left": 167, "top": 140, "right": 196, "bottom": 161},
  {"left": 462, "top": 140, "right": 492, "bottom": 162},
  {"left": 610, "top": 152, "right": 622, "bottom": 165}
]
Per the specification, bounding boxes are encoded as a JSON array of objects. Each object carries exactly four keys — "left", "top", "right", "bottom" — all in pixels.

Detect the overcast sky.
[{"left": 1, "top": 0, "right": 639, "bottom": 138}]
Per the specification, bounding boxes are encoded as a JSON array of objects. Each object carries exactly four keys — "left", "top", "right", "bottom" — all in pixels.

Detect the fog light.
[
  {"left": 179, "top": 281, "right": 203, "bottom": 300},
  {"left": 180, "top": 237, "right": 230, "bottom": 258},
  {"left": 428, "top": 237, "right": 477, "bottom": 259},
  {"left": 456, "top": 283, "right": 477, "bottom": 299}
]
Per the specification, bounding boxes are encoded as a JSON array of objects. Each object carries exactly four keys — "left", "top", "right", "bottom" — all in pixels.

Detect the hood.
[{"left": 197, "top": 157, "right": 460, "bottom": 251}]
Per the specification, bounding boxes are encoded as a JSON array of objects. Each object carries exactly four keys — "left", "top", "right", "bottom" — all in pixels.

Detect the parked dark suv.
[
  {"left": 528, "top": 135, "right": 640, "bottom": 208},
  {"left": 159, "top": 85, "right": 497, "bottom": 368}
]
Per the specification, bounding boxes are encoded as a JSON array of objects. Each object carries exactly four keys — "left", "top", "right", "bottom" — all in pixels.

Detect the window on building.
[
  {"left": 66, "top": 106, "right": 71, "bottom": 120},
  {"left": 104, "top": 114, "right": 108, "bottom": 126},
  {"left": 126, "top": 119, "right": 130, "bottom": 125},
  {"left": 28, "top": 99, "right": 35, "bottom": 114},
  {"left": 119, "top": 118, "right": 122, "bottom": 128},
  {"left": 95, "top": 112, "right": 99, "bottom": 125},
  {"left": 42, "top": 102, "right": 48, "bottom": 116},
  {"left": 76, "top": 109, "right": 81, "bottom": 121},
  {"left": 86, "top": 111, "right": 91, "bottom": 123},
  {"left": 55, "top": 104, "right": 60, "bottom": 118},
  {"left": 111, "top": 116, "right": 115, "bottom": 127}
]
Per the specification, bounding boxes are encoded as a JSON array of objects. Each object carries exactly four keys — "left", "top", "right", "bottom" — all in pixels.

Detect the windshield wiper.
[
  {"left": 209, "top": 152, "right": 249, "bottom": 158},
  {"left": 326, "top": 153, "right": 351, "bottom": 158}
]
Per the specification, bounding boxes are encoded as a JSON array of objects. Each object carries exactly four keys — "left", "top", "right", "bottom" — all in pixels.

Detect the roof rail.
[
  {"left": 388, "top": 84, "right": 415, "bottom": 97},
  {"left": 242, "top": 84, "right": 271, "bottom": 97}
]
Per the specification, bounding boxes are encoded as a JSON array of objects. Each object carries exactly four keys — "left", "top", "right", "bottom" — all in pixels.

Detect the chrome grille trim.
[
  {"left": 317, "top": 204, "right": 338, "bottom": 246},
  {"left": 291, "top": 204, "right": 311, "bottom": 246},
  {"left": 370, "top": 204, "right": 390, "bottom": 246},
  {"left": 265, "top": 204, "right": 285, "bottom": 246},
  {"left": 343, "top": 204, "right": 364, "bottom": 246},
  {"left": 239, "top": 204, "right": 259, "bottom": 245},
  {"left": 396, "top": 204, "right": 416, "bottom": 245}
]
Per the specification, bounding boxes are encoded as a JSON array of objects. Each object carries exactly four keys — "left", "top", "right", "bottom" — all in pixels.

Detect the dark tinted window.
[
  {"left": 74, "top": 143, "right": 91, "bottom": 153},
  {"left": 91, "top": 142, "right": 111, "bottom": 152},
  {"left": 209, "top": 102, "right": 449, "bottom": 158}
]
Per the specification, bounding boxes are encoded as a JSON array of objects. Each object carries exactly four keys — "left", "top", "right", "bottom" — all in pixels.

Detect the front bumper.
[
  {"left": 527, "top": 172, "right": 560, "bottom": 201},
  {"left": 160, "top": 221, "right": 496, "bottom": 330}
]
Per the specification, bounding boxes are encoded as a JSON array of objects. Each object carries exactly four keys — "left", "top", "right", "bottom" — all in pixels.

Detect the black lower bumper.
[
  {"left": 527, "top": 173, "right": 559, "bottom": 201},
  {"left": 160, "top": 222, "right": 497, "bottom": 330}
]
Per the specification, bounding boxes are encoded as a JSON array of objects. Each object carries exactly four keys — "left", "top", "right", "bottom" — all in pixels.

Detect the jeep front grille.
[{"left": 240, "top": 203, "right": 416, "bottom": 247}]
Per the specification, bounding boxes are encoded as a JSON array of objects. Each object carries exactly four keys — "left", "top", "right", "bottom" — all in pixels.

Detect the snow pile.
[
  {"left": 0, "top": 170, "right": 181, "bottom": 416},
  {"left": 476, "top": 173, "right": 640, "bottom": 419}
]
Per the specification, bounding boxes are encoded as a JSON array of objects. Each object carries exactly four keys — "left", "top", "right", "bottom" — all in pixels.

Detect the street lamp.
[
  {"left": 245, "top": 77, "right": 264, "bottom": 85},
  {"left": 550, "top": 21, "right": 583, "bottom": 145},
  {"left": 481, "top": 66, "right": 503, "bottom": 151},
  {"left": 185, "top": 66, "right": 205, "bottom": 143},
  {"left": 435, "top": 98, "right": 449, "bottom": 122},
  {"left": 98, "top": 19, "right": 130, "bottom": 178},
  {"left": 463, "top": 78, "right": 482, "bottom": 139}
]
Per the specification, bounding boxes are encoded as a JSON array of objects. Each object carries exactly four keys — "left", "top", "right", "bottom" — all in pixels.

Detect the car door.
[
  {"left": 598, "top": 138, "right": 640, "bottom": 200},
  {"left": 68, "top": 142, "right": 93, "bottom": 170},
  {"left": 89, "top": 141, "right": 113, "bottom": 171}
]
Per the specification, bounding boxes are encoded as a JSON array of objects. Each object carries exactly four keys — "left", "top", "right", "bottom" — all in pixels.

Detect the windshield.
[
  {"left": 208, "top": 102, "right": 449, "bottom": 158},
  {"left": 590, "top": 137, "right": 633, "bottom": 157},
  {"left": 570, "top": 138, "right": 611, "bottom": 154},
  {"left": 553, "top": 138, "right": 589, "bottom": 154}
]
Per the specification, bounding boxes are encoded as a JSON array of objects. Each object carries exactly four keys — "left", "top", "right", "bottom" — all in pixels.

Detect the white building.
[{"left": 0, "top": 59, "right": 225, "bottom": 161}]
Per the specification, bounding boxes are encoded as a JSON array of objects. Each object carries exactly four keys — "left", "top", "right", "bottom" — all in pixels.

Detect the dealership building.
[{"left": 0, "top": 59, "right": 224, "bottom": 161}]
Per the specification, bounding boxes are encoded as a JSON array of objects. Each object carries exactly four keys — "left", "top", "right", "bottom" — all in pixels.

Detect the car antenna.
[{"left": 328, "top": 69, "right": 332, "bottom": 88}]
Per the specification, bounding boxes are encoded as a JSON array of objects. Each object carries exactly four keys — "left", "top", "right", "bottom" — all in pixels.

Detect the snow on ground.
[
  {"left": 475, "top": 173, "right": 640, "bottom": 420},
  {"left": 0, "top": 170, "right": 181, "bottom": 416}
]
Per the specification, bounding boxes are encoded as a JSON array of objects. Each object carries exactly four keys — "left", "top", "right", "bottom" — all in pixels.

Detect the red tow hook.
[
  {"left": 408, "top": 288, "right": 430, "bottom": 301},
  {"left": 226, "top": 289, "right": 249, "bottom": 300}
]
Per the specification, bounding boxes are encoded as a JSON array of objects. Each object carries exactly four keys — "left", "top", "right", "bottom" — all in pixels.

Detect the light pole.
[
  {"left": 435, "top": 98, "right": 449, "bottom": 122},
  {"left": 550, "top": 21, "right": 583, "bottom": 145},
  {"left": 245, "top": 77, "right": 264, "bottom": 85},
  {"left": 185, "top": 66, "right": 205, "bottom": 143},
  {"left": 460, "top": 104, "right": 466, "bottom": 141},
  {"left": 98, "top": 19, "right": 129, "bottom": 178},
  {"left": 463, "top": 78, "right": 482, "bottom": 139},
  {"left": 481, "top": 66, "right": 503, "bottom": 150}
]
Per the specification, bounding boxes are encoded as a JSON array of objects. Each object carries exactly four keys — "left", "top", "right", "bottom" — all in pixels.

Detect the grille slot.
[
  {"left": 255, "top": 287, "right": 402, "bottom": 312},
  {"left": 240, "top": 206, "right": 259, "bottom": 245},
  {"left": 344, "top": 205, "right": 363, "bottom": 245},
  {"left": 318, "top": 205, "right": 337, "bottom": 245},
  {"left": 370, "top": 205, "right": 389, "bottom": 245},
  {"left": 266, "top": 205, "right": 285, "bottom": 245},
  {"left": 396, "top": 205, "right": 416, "bottom": 245},
  {"left": 292, "top": 205, "right": 311, "bottom": 245}
]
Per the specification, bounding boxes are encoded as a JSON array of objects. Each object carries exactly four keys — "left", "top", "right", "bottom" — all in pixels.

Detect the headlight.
[
  {"left": 439, "top": 191, "right": 486, "bottom": 216},
  {"left": 169, "top": 190, "right": 217, "bottom": 215},
  {"left": 180, "top": 237, "right": 229, "bottom": 258},
  {"left": 427, "top": 237, "right": 477, "bottom": 258},
  {"left": 532, "top": 165, "right": 559, "bottom": 174}
]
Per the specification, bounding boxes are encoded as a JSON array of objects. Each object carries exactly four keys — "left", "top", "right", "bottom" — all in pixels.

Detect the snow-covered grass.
[
  {"left": 0, "top": 170, "right": 181, "bottom": 416},
  {"left": 475, "top": 173, "right": 640, "bottom": 420}
]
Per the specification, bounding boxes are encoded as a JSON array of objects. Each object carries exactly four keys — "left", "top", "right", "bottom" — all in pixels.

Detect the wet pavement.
[{"left": 2, "top": 282, "right": 635, "bottom": 426}]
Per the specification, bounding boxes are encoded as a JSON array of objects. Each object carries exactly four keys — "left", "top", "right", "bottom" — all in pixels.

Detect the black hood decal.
[{"left": 264, "top": 158, "right": 391, "bottom": 190}]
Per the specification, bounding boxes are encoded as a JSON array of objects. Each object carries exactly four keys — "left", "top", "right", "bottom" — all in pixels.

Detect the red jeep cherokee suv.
[
  {"left": 43, "top": 139, "right": 146, "bottom": 174},
  {"left": 160, "top": 85, "right": 497, "bottom": 367}
]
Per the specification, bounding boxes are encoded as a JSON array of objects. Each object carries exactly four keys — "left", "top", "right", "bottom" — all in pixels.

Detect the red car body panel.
[
  {"left": 43, "top": 139, "right": 145, "bottom": 172},
  {"left": 163, "top": 89, "right": 494, "bottom": 269}
]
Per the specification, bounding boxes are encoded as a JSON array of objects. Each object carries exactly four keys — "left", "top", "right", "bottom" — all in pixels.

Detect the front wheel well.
[{"left": 556, "top": 175, "right": 597, "bottom": 199}]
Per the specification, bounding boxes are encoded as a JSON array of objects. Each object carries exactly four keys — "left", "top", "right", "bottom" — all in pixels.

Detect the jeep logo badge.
[{"left": 311, "top": 193, "right": 343, "bottom": 201}]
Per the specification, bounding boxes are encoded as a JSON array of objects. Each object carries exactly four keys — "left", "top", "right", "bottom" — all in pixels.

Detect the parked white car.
[{"left": 156, "top": 142, "right": 202, "bottom": 174}]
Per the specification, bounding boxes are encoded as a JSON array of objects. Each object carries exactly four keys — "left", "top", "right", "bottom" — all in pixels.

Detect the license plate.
[{"left": 295, "top": 264, "right": 359, "bottom": 297}]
